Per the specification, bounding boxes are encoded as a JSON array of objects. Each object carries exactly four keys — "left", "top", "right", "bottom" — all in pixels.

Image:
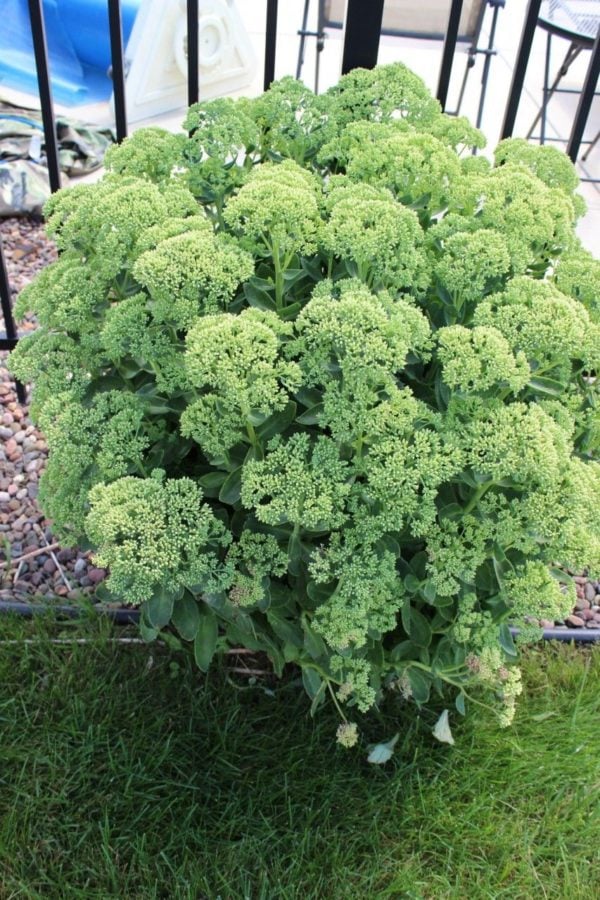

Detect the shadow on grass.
[{"left": 0, "top": 613, "right": 598, "bottom": 899}]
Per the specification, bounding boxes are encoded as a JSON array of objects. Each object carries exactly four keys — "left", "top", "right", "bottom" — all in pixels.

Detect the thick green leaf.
[
  {"left": 403, "top": 574, "right": 420, "bottom": 594},
  {"left": 306, "top": 579, "right": 335, "bottom": 605},
  {"left": 287, "top": 528, "right": 304, "bottom": 576},
  {"left": 194, "top": 608, "right": 218, "bottom": 672},
  {"left": 302, "top": 666, "right": 322, "bottom": 700},
  {"left": 295, "top": 386, "right": 323, "bottom": 408},
  {"left": 198, "top": 471, "right": 228, "bottom": 497},
  {"left": 267, "top": 612, "right": 303, "bottom": 647},
  {"left": 280, "top": 301, "right": 303, "bottom": 321},
  {"left": 244, "top": 279, "right": 276, "bottom": 311},
  {"left": 145, "top": 586, "right": 179, "bottom": 629},
  {"left": 309, "top": 678, "right": 327, "bottom": 716},
  {"left": 527, "top": 375, "right": 565, "bottom": 397},
  {"left": 218, "top": 466, "right": 243, "bottom": 504},
  {"left": 247, "top": 408, "right": 268, "bottom": 426},
  {"left": 408, "top": 668, "right": 431, "bottom": 704},
  {"left": 401, "top": 599, "right": 412, "bottom": 635},
  {"left": 498, "top": 623, "right": 518, "bottom": 658},
  {"left": 303, "top": 618, "right": 327, "bottom": 659},
  {"left": 296, "top": 403, "right": 323, "bottom": 425},
  {"left": 410, "top": 552, "right": 429, "bottom": 579},
  {"left": 455, "top": 692, "right": 466, "bottom": 716},
  {"left": 139, "top": 605, "right": 159, "bottom": 643},
  {"left": 389, "top": 640, "right": 415, "bottom": 663},
  {"left": 257, "top": 401, "right": 297, "bottom": 441},
  {"left": 410, "top": 608, "right": 432, "bottom": 648},
  {"left": 439, "top": 503, "right": 463, "bottom": 522},
  {"left": 422, "top": 580, "right": 437, "bottom": 604},
  {"left": 171, "top": 592, "right": 201, "bottom": 642}
]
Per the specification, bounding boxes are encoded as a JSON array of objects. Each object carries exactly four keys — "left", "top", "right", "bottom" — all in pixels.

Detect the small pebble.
[
  {"left": 57, "top": 548, "right": 75, "bottom": 563},
  {"left": 566, "top": 615, "right": 585, "bottom": 628},
  {"left": 88, "top": 567, "right": 107, "bottom": 584},
  {"left": 42, "top": 558, "right": 57, "bottom": 575}
]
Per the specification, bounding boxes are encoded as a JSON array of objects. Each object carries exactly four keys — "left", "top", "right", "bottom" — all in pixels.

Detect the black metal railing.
[{"left": 1, "top": 0, "right": 598, "bottom": 403}]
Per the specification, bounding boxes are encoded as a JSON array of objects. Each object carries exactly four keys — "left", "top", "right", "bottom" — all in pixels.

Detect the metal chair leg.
[
  {"left": 475, "top": 0, "right": 502, "bottom": 129},
  {"left": 582, "top": 128, "right": 600, "bottom": 161},
  {"left": 525, "top": 41, "right": 582, "bottom": 139},
  {"left": 296, "top": 0, "right": 311, "bottom": 80}
]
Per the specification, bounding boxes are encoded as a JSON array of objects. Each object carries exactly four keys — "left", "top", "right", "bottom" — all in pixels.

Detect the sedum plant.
[{"left": 11, "top": 63, "right": 600, "bottom": 751}]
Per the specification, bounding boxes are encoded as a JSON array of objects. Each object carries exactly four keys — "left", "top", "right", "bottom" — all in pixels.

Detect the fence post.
[
  {"left": 567, "top": 29, "right": 600, "bottom": 163},
  {"left": 437, "top": 0, "right": 464, "bottom": 109},
  {"left": 0, "top": 235, "right": 26, "bottom": 404},
  {"left": 108, "top": 0, "right": 128, "bottom": 142},
  {"left": 501, "top": 0, "right": 542, "bottom": 139},
  {"left": 341, "top": 0, "right": 385, "bottom": 74},
  {"left": 264, "top": 0, "right": 279, "bottom": 90},
  {"left": 27, "top": 0, "right": 61, "bottom": 192},
  {"left": 187, "top": 0, "right": 199, "bottom": 106}
]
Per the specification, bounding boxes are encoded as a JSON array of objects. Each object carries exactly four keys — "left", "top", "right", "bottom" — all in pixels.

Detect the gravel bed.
[
  {"left": 1, "top": 215, "right": 599, "bottom": 630},
  {"left": 0, "top": 217, "right": 107, "bottom": 605}
]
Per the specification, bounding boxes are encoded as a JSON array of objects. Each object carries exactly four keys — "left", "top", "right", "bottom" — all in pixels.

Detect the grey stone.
[{"left": 575, "top": 597, "right": 591, "bottom": 611}]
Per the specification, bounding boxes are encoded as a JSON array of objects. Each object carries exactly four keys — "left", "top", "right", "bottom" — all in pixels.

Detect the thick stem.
[
  {"left": 273, "top": 245, "right": 284, "bottom": 312},
  {"left": 246, "top": 420, "right": 258, "bottom": 448},
  {"left": 464, "top": 481, "right": 494, "bottom": 515}
]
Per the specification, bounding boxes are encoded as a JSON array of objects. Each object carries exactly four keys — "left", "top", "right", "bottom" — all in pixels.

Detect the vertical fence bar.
[
  {"left": 437, "top": 0, "right": 464, "bottom": 109},
  {"left": 187, "top": 0, "right": 199, "bottom": 106},
  {"left": 27, "top": 0, "right": 60, "bottom": 192},
  {"left": 342, "top": 0, "right": 385, "bottom": 74},
  {"left": 0, "top": 235, "right": 26, "bottom": 404},
  {"left": 567, "top": 29, "right": 600, "bottom": 163},
  {"left": 108, "top": 0, "right": 127, "bottom": 142},
  {"left": 264, "top": 0, "right": 279, "bottom": 90},
  {"left": 501, "top": 0, "right": 542, "bottom": 139}
]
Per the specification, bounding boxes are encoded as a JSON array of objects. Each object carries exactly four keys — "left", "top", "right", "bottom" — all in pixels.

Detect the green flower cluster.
[{"left": 11, "top": 63, "right": 599, "bottom": 750}]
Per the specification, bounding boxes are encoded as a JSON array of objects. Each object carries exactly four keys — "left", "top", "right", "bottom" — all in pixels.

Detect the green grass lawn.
[{"left": 0, "top": 614, "right": 598, "bottom": 900}]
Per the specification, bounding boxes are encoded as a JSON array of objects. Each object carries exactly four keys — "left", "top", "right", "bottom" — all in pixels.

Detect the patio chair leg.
[
  {"left": 525, "top": 41, "right": 582, "bottom": 140},
  {"left": 582, "top": 128, "right": 600, "bottom": 161},
  {"left": 475, "top": 0, "right": 502, "bottom": 129}
]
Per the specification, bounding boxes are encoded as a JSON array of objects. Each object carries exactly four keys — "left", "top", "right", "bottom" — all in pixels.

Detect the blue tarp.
[{"left": 0, "top": 0, "right": 142, "bottom": 105}]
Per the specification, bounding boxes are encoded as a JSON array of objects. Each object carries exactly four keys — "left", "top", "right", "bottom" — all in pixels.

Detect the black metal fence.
[{"left": 1, "top": 0, "right": 599, "bottom": 405}]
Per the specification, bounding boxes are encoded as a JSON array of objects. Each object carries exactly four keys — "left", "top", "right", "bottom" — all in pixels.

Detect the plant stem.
[
  {"left": 464, "top": 481, "right": 493, "bottom": 515},
  {"left": 273, "top": 248, "right": 284, "bottom": 312},
  {"left": 327, "top": 680, "right": 348, "bottom": 723}
]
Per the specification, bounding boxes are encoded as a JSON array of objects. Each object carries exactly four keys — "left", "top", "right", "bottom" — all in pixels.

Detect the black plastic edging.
[
  {"left": 0, "top": 602, "right": 598, "bottom": 641},
  {"left": 0, "top": 601, "right": 140, "bottom": 624},
  {"left": 508, "top": 625, "right": 600, "bottom": 643}
]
